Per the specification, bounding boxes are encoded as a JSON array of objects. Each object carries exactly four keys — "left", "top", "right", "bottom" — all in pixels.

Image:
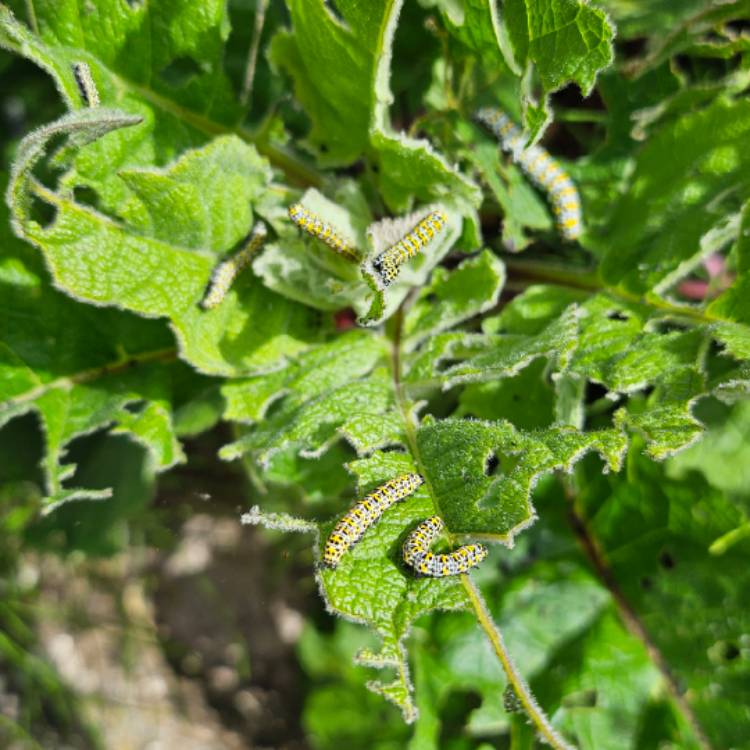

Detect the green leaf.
[
  {"left": 598, "top": 97, "right": 750, "bottom": 295},
  {"left": 269, "top": 0, "right": 386, "bottom": 166},
  {"left": 417, "top": 417, "right": 626, "bottom": 540},
  {"left": 503, "top": 0, "right": 615, "bottom": 137},
  {"left": 271, "top": 0, "right": 483, "bottom": 221},
  {"left": 403, "top": 250, "right": 505, "bottom": 346},
  {"left": 436, "top": 0, "right": 519, "bottom": 74},
  {"left": 441, "top": 301, "right": 580, "bottom": 387},
  {"left": 576, "top": 448, "right": 750, "bottom": 747},
  {"left": 0, "top": 180, "right": 187, "bottom": 509},
  {"left": 7, "top": 108, "right": 323, "bottom": 377}
]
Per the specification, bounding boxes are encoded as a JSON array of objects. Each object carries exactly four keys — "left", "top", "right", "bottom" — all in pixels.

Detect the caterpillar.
[
  {"left": 403, "top": 515, "right": 488, "bottom": 577},
  {"left": 72, "top": 62, "right": 100, "bottom": 108},
  {"left": 288, "top": 203, "right": 360, "bottom": 262},
  {"left": 322, "top": 473, "right": 424, "bottom": 568},
  {"left": 475, "top": 107, "right": 583, "bottom": 241},
  {"left": 372, "top": 209, "right": 448, "bottom": 286},
  {"left": 201, "top": 222, "right": 267, "bottom": 309}
]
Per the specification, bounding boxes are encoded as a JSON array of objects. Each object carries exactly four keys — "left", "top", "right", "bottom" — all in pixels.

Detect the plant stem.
[
  {"left": 566, "top": 500, "right": 714, "bottom": 750},
  {"left": 390, "top": 305, "right": 577, "bottom": 750},
  {"left": 240, "top": 0, "right": 269, "bottom": 108},
  {"left": 462, "top": 575, "right": 576, "bottom": 750},
  {"left": 503, "top": 256, "right": 731, "bottom": 327}
]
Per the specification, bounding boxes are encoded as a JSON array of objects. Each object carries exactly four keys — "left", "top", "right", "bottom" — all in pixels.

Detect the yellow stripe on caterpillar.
[
  {"left": 402, "top": 515, "right": 488, "bottom": 577},
  {"left": 372, "top": 209, "right": 448, "bottom": 286},
  {"left": 322, "top": 473, "right": 424, "bottom": 568},
  {"left": 475, "top": 107, "right": 583, "bottom": 242},
  {"left": 288, "top": 203, "right": 361, "bottom": 262}
]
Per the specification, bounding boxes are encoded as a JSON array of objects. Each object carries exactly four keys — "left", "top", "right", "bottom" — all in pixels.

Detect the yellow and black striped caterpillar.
[
  {"left": 372, "top": 209, "right": 448, "bottom": 286},
  {"left": 72, "top": 62, "right": 100, "bottom": 108},
  {"left": 288, "top": 203, "right": 361, "bottom": 262},
  {"left": 475, "top": 107, "right": 583, "bottom": 241},
  {"left": 201, "top": 222, "right": 267, "bottom": 309},
  {"left": 322, "top": 473, "right": 424, "bottom": 568},
  {"left": 403, "top": 515, "right": 488, "bottom": 577}
]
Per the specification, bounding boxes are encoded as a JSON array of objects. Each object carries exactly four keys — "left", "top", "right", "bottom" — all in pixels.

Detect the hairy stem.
[
  {"left": 461, "top": 576, "right": 576, "bottom": 750},
  {"left": 390, "top": 305, "right": 576, "bottom": 750},
  {"left": 567, "top": 500, "right": 714, "bottom": 750}
]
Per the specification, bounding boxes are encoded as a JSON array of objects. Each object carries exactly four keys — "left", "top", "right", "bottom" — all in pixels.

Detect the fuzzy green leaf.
[
  {"left": 503, "top": 0, "right": 615, "bottom": 136},
  {"left": 7, "top": 108, "right": 322, "bottom": 377},
  {"left": 0, "top": 187, "right": 187, "bottom": 509}
]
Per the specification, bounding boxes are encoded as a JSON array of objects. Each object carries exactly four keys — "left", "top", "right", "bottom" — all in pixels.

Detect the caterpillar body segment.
[
  {"left": 72, "top": 62, "right": 100, "bottom": 107},
  {"left": 288, "top": 203, "right": 360, "bottom": 262},
  {"left": 322, "top": 473, "right": 424, "bottom": 568},
  {"left": 402, "top": 514, "right": 444, "bottom": 567},
  {"left": 201, "top": 222, "right": 268, "bottom": 309},
  {"left": 475, "top": 107, "right": 583, "bottom": 241},
  {"left": 402, "top": 515, "right": 488, "bottom": 577},
  {"left": 372, "top": 209, "right": 448, "bottom": 286}
]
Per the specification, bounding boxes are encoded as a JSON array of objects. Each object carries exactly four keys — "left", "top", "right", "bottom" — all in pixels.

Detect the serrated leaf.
[
  {"left": 403, "top": 250, "right": 505, "bottom": 346},
  {"left": 440, "top": 302, "right": 579, "bottom": 387},
  {"left": 272, "top": 0, "right": 482, "bottom": 223},
  {"left": 0, "top": 186, "right": 187, "bottom": 509},
  {"left": 7, "top": 108, "right": 323, "bottom": 377},
  {"left": 502, "top": 0, "right": 615, "bottom": 137},
  {"left": 221, "top": 331, "right": 390, "bottom": 463},
  {"left": 417, "top": 417, "right": 626, "bottom": 540}
]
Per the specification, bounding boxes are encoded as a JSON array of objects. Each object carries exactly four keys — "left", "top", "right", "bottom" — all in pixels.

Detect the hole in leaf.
[
  {"left": 640, "top": 577, "right": 653, "bottom": 590},
  {"left": 122, "top": 401, "right": 145, "bottom": 415},
  {"left": 584, "top": 381, "right": 613, "bottom": 414},
  {"left": 28, "top": 195, "right": 57, "bottom": 228},
  {"left": 319, "top": 143, "right": 329, "bottom": 153},
  {"left": 658, "top": 550, "right": 675, "bottom": 570},
  {"left": 378, "top": 445, "right": 406, "bottom": 454},
  {"left": 484, "top": 452, "right": 500, "bottom": 477},
  {"left": 160, "top": 56, "right": 203, "bottom": 88},
  {"left": 73, "top": 185, "right": 101, "bottom": 211},
  {"left": 606, "top": 310, "right": 629, "bottom": 321},
  {"left": 727, "top": 19, "right": 750, "bottom": 34},
  {"left": 708, "top": 639, "right": 742, "bottom": 665},
  {"left": 435, "top": 358, "right": 462, "bottom": 373}
]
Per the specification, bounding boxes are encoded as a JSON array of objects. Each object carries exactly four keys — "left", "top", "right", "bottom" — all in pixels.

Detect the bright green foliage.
[
  {"left": 2, "top": 0, "right": 750, "bottom": 747},
  {"left": 503, "top": 0, "right": 614, "bottom": 137}
]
